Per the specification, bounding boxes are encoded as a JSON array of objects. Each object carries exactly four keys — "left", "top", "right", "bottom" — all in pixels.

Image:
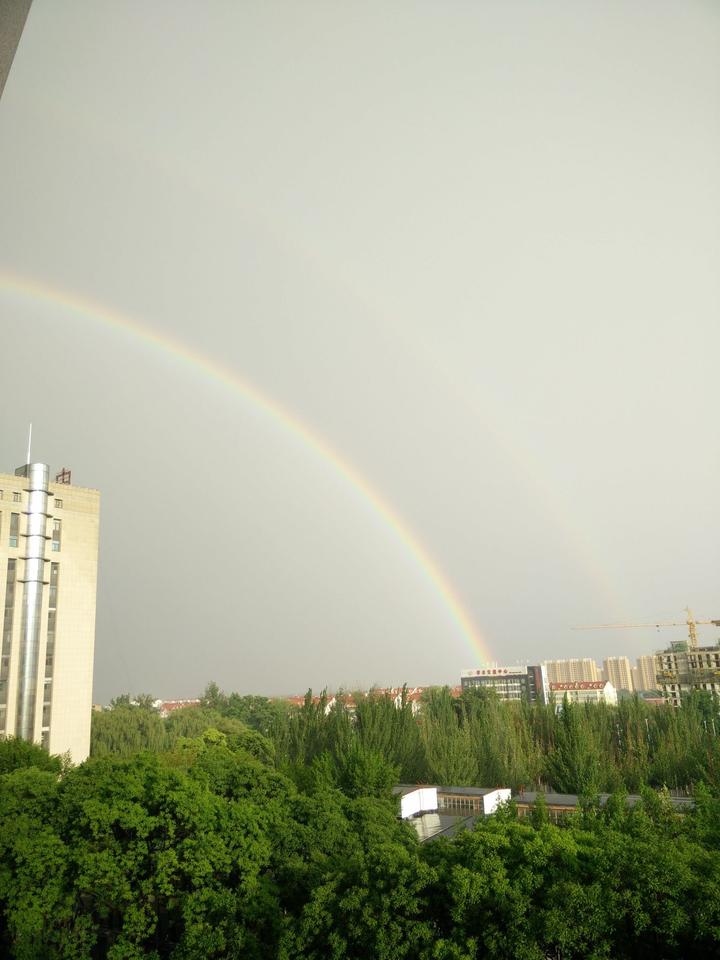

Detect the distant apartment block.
[
  {"left": 549, "top": 680, "right": 617, "bottom": 707},
  {"left": 602, "top": 656, "right": 634, "bottom": 692},
  {"left": 633, "top": 654, "right": 659, "bottom": 692},
  {"left": 0, "top": 462, "right": 99, "bottom": 763},
  {"left": 460, "top": 664, "right": 549, "bottom": 704},
  {"left": 543, "top": 658, "right": 600, "bottom": 683}
]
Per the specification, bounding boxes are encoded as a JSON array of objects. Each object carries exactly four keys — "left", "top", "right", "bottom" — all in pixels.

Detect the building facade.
[
  {"left": 543, "top": 658, "right": 601, "bottom": 683},
  {"left": 602, "top": 656, "right": 634, "bottom": 692},
  {"left": 461, "top": 664, "right": 549, "bottom": 704},
  {"left": 656, "top": 641, "right": 720, "bottom": 707},
  {"left": 0, "top": 463, "right": 99, "bottom": 762},
  {"left": 549, "top": 680, "right": 617, "bottom": 707}
]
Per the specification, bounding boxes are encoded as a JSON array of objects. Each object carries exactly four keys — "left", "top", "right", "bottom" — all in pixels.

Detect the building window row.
[
  {"left": 439, "top": 796, "right": 483, "bottom": 813},
  {"left": 0, "top": 560, "right": 17, "bottom": 733},
  {"left": 8, "top": 513, "right": 19, "bottom": 549},
  {"left": 42, "top": 562, "right": 59, "bottom": 737}
]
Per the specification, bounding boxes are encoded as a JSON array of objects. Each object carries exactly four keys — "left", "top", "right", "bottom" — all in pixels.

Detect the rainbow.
[{"left": 0, "top": 270, "right": 492, "bottom": 662}]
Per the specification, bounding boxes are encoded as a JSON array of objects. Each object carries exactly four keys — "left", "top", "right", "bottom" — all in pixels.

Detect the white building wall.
[
  {"left": 482, "top": 788, "right": 512, "bottom": 815},
  {"left": 400, "top": 787, "right": 438, "bottom": 819}
]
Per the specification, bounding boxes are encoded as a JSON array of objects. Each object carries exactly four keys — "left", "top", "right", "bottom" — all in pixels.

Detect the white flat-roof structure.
[{"left": 394, "top": 783, "right": 512, "bottom": 841}]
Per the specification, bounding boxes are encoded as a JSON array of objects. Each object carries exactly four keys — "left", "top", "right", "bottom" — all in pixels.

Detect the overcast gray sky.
[{"left": 1, "top": 1, "right": 719, "bottom": 702}]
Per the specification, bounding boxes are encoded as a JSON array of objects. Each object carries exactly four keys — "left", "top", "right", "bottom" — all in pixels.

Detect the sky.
[{"left": 0, "top": 1, "right": 719, "bottom": 703}]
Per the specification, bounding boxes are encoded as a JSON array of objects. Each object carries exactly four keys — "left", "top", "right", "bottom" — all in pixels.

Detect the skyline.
[{"left": 1, "top": 2, "right": 719, "bottom": 700}]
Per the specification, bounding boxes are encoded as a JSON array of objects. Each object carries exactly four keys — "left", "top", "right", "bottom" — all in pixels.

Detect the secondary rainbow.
[{"left": 0, "top": 270, "right": 492, "bottom": 663}]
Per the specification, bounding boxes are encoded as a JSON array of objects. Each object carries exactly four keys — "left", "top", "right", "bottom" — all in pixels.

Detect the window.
[
  {"left": 54, "top": 499, "right": 63, "bottom": 509},
  {"left": 44, "top": 564, "right": 58, "bottom": 717},
  {"left": 51, "top": 519, "right": 61, "bottom": 552},
  {"left": 48, "top": 562, "right": 59, "bottom": 608},
  {"left": 9, "top": 514, "right": 19, "bottom": 549},
  {"left": 12, "top": 492, "right": 21, "bottom": 503}
]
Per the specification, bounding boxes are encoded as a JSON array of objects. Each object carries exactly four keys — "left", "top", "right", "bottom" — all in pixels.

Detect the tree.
[
  {"left": 544, "top": 700, "right": 604, "bottom": 794},
  {"left": 420, "top": 688, "right": 478, "bottom": 785},
  {"left": 0, "top": 737, "right": 63, "bottom": 776},
  {"left": 0, "top": 752, "right": 284, "bottom": 958},
  {"left": 91, "top": 700, "right": 166, "bottom": 757}
]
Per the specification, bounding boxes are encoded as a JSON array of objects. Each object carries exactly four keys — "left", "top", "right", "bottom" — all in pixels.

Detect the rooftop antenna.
[{"left": 26, "top": 423, "right": 32, "bottom": 464}]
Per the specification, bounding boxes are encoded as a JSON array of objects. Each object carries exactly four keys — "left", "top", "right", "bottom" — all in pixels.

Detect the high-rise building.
[
  {"left": 602, "top": 656, "right": 634, "bottom": 692},
  {"left": 0, "top": 462, "right": 99, "bottom": 762},
  {"left": 543, "top": 658, "right": 600, "bottom": 684},
  {"left": 656, "top": 639, "right": 720, "bottom": 707},
  {"left": 633, "top": 655, "right": 659, "bottom": 692},
  {"left": 461, "top": 664, "right": 549, "bottom": 704}
]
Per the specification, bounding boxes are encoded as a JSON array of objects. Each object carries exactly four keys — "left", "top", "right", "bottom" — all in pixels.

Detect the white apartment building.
[
  {"left": 602, "top": 656, "right": 634, "bottom": 692},
  {"left": 0, "top": 462, "right": 99, "bottom": 763},
  {"left": 543, "top": 658, "right": 601, "bottom": 683}
]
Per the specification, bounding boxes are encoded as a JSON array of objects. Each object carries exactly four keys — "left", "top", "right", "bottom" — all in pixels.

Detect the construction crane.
[{"left": 574, "top": 607, "right": 720, "bottom": 650}]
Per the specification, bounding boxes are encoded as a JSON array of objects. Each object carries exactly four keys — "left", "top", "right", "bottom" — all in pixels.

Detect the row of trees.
[
  {"left": 275, "top": 684, "right": 720, "bottom": 794},
  {"left": 4, "top": 722, "right": 720, "bottom": 958},
  {"left": 92, "top": 684, "right": 720, "bottom": 795}
]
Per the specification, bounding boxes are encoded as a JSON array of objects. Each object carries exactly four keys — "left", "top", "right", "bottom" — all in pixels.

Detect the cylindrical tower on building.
[{"left": 15, "top": 462, "right": 50, "bottom": 741}]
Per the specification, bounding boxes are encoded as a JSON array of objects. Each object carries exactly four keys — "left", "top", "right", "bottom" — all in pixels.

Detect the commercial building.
[
  {"left": 0, "top": 462, "right": 99, "bottom": 763},
  {"left": 549, "top": 680, "right": 617, "bottom": 707},
  {"left": 633, "top": 654, "right": 659, "bottom": 692},
  {"left": 543, "top": 658, "right": 601, "bottom": 683},
  {"left": 461, "top": 664, "right": 549, "bottom": 704},
  {"left": 602, "top": 656, "right": 634, "bottom": 692}
]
